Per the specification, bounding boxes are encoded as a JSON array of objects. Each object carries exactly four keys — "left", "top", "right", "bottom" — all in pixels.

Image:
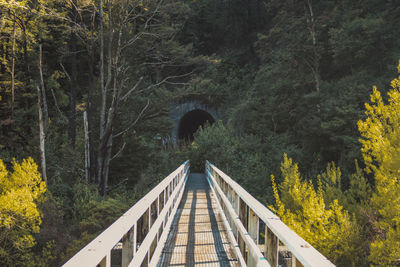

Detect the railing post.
[
  {"left": 147, "top": 205, "right": 151, "bottom": 265},
  {"left": 138, "top": 208, "right": 149, "bottom": 251},
  {"left": 292, "top": 255, "right": 304, "bottom": 267},
  {"left": 248, "top": 209, "right": 259, "bottom": 243},
  {"left": 163, "top": 188, "right": 166, "bottom": 212},
  {"left": 265, "top": 225, "right": 278, "bottom": 267},
  {"left": 122, "top": 229, "right": 134, "bottom": 267},
  {"left": 99, "top": 251, "right": 110, "bottom": 267},
  {"left": 133, "top": 224, "right": 137, "bottom": 257},
  {"left": 227, "top": 184, "right": 233, "bottom": 206},
  {"left": 238, "top": 198, "right": 248, "bottom": 263},
  {"left": 157, "top": 195, "right": 160, "bottom": 216},
  {"left": 248, "top": 208, "right": 259, "bottom": 266},
  {"left": 232, "top": 191, "right": 239, "bottom": 240}
]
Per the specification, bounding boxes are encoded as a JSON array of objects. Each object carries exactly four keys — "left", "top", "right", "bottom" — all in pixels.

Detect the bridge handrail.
[
  {"left": 206, "top": 161, "right": 335, "bottom": 267},
  {"left": 63, "top": 161, "right": 189, "bottom": 267},
  {"left": 206, "top": 167, "right": 269, "bottom": 267}
]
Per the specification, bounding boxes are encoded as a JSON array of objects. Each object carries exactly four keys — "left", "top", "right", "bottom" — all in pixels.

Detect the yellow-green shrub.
[
  {"left": 358, "top": 61, "right": 400, "bottom": 265},
  {"left": 270, "top": 154, "right": 360, "bottom": 266},
  {"left": 0, "top": 158, "right": 46, "bottom": 266}
]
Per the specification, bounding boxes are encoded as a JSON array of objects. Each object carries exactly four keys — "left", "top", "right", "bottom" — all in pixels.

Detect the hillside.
[{"left": 1, "top": 0, "right": 400, "bottom": 265}]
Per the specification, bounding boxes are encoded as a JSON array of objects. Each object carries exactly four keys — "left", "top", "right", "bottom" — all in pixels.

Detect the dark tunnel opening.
[{"left": 178, "top": 109, "right": 215, "bottom": 143}]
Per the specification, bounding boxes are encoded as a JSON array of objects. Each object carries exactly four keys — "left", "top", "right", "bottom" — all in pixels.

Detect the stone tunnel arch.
[
  {"left": 178, "top": 109, "right": 215, "bottom": 142},
  {"left": 170, "top": 100, "right": 220, "bottom": 146}
]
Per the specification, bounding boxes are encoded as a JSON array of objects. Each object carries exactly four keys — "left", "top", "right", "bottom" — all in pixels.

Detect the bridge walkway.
[{"left": 158, "top": 173, "right": 239, "bottom": 266}]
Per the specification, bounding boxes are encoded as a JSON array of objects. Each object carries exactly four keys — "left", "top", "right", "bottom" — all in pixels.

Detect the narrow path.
[{"left": 158, "top": 173, "right": 239, "bottom": 267}]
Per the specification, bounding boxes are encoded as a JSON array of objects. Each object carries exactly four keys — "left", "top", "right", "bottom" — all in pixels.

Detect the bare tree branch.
[
  {"left": 59, "top": 61, "right": 72, "bottom": 82},
  {"left": 149, "top": 71, "right": 193, "bottom": 88},
  {"left": 113, "top": 99, "right": 150, "bottom": 138},
  {"left": 111, "top": 141, "right": 126, "bottom": 161},
  {"left": 120, "top": 76, "right": 143, "bottom": 102},
  {"left": 49, "top": 86, "right": 68, "bottom": 122}
]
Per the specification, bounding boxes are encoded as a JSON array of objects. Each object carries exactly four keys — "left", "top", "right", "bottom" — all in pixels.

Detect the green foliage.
[
  {"left": 0, "top": 157, "right": 47, "bottom": 266},
  {"left": 270, "top": 154, "right": 362, "bottom": 266},
  {"left": 188, "top": 121, "right": 238, "bottom": 172},
  {"left": 358, "top": 61, "right": 400, "bottom": 265},
  {"left": 61, "top": 182, "right": 134, "bottom": 262},
  {"left": 225, "top": 0, "right": 400, "bottom": 180},
  {"left": 342, "top": 160, "right": 372, "bottom": 216},
  {"left": 187, "top": 121, "right": 294, "bottom": 204},
  {"left": 182, "top": 0, "right": 265, "bottom": 54},
  {"left": 2, "top": 0, "right": 400, "bottom": 265}
]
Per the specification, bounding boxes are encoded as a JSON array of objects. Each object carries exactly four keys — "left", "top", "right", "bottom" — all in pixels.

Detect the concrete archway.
[
  {"left": 178, "top": 109, "right": 215, "bottom": 142},
  {"left": 169, "top": 100, "right": 220, "bottom": 146}
]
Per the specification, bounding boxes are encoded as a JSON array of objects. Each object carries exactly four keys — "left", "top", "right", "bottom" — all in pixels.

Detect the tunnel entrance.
[{"left": 178, "top": 109, "right": 215, "bottom": 143}]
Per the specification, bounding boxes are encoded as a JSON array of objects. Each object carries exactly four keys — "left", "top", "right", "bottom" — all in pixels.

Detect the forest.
[{"left": 1, "top": 0, "right": 400, "bottom": 266}]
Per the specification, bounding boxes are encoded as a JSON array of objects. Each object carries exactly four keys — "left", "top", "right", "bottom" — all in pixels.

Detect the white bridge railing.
[
  {"left": 205, "top": 161, "right": 335, "bottom": 267},
  {"left": 63, "top": 161, "right": 189, "bottom": 267}
]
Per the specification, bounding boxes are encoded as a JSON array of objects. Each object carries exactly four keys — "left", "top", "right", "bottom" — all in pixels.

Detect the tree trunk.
[
  {"left": 99, "top": 131, "right": 112, "bottom": 195},
  {"left": 97, "top": 119, "right": 113, "bottom": 196},
  {"left": 22, "top": 21, "right": 29, "bottom": 75},
  {"left": 10, "top": 15, "right": 16, "bottom": 120},
  {"left": 69, "top": 1, "right": 78, "bottom": 148},
  {"left": 99, "top": 0, "right": 106, "bottom": 145},
  {"left": 97, "top": 0, "right": 106, "bottom": 186},
  {"left": 304, "top": 0, "right": 320, "bottom": 93},
  {"left": 37, "top": 85, "right": 47, "bottom": 183},
  {"left": 87, "top": 55, "right": 96, "bottom": 183},
  {"left": 97, "top": 0, "right": 115, "bottom": 194},
  {"left": 69, "top": 36, "right": 77, "bottom": 148},
  {"left": 84, "top": 111, "right": 90, "bottom": 182},
  {"left": 38, "top": 45, "right": 49, "bottom": 126},
  {"left": 88, "top": 56, "right": 96, "bottom": 183},
  {"left": 87, "top": 3, "right": 96, "bottom": 183}
]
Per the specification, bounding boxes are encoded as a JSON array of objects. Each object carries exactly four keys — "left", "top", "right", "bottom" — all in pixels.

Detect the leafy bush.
[
  {"left": 186, "top": 121, "right": 288, "bottom": 204},
  {"left": 270, "top": 154, "right": 363, "bottom": 266},
  {"left": 0, "top": 158, "right": 46, "bottom": 266},
  {"left": 358, "top": 61, "right": 400, "bottom": 265}
]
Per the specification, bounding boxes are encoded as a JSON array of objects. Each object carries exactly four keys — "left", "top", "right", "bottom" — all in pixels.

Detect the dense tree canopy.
[{"left": 1, "top": 0, "right": 400, "bottom": 265}]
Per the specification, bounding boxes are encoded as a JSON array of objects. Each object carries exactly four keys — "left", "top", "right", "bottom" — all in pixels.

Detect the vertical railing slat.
[
  {"left": 99, "top": 251, "right": 111, "bottom": 267},
  {"left": 238, "top": 198, "right": 248, "bottom": 263},
  {"left": 265, "top": 225, "right": 278, "bottom": 267},
  {"left": 133, "top": 224, "right": 137, "bottom": 257},
  {"left": 122, "top": 229, "right": 134, "bottom": 267},
  {"left": 248, "top": 208, "right": 259, "bottom": 266}
]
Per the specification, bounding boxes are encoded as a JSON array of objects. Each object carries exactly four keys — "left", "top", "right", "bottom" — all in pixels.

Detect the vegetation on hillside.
[{"left": 1, "top": 0, "right": 400, "bottom": 265}]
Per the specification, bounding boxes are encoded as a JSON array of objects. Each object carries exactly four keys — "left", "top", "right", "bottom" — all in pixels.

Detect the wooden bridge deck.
[{"left": 158, "top": 173, "right": 239, "bottom": 267}]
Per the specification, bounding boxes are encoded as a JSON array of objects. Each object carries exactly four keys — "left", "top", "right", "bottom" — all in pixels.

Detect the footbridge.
[{"left": 63, "top": 161, "right": 335, "bottom": 267}]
